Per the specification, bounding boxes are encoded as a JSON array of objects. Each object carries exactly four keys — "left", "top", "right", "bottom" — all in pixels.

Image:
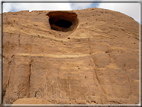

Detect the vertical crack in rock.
[
  {"left": 28, "top": 59, "right": 33, "bottom": 97},
  {"left": 3, "top": 55, "right": 15, "bottom": 103},
  {"left": 68, "top": 73, "right": 71, "bottom": 101},
  {"left": 5, "top": 62, "right": 11, "bottom": 90},
  {"left": 18, "top": 34, "right": 20, "bottom": 45},
  {"left": 87, "top": 37, "right": 106, "bottom": 103},
  {"left": 105, "top": 49, "right": 116, "bottom": 100},
  {"left": 123, "top": 63, "right": 132, "bottom": 99},
  {"left": 107, "top": 68, "right": 115, "bottom": 101}
]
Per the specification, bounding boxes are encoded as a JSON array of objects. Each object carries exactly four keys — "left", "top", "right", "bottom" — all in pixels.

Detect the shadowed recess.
[
  {"left": 47, "top": 11, "right": 78, "bottom": 32},
  {"left": 55, "top": 19, "right": 72, "bottom": 28}
]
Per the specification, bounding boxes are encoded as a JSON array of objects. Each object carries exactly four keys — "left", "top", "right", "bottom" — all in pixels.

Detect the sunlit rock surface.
[{"left": 2, "top": 8, "right": 139, "bottom": 104}]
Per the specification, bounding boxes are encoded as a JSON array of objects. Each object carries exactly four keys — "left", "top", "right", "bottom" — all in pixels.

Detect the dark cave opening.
[
  {"left": 47, "top": 11, "right": 78, "bottom": 32},
  {"left": 55, "top": 19, "right": 72, "bottom": 28}
]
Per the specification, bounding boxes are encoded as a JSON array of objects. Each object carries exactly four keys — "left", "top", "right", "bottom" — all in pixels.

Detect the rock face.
[
  {"left": 12, "top": 98, "right": 51, "bottom": 104},
  {"left": 2, "top": 8, "right": 139, "bottom": 104}
]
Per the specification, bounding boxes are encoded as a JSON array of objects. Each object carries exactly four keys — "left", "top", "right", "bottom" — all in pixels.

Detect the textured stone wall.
[{"left": 2, "top": 8, "right": 139, "bottom": 104}]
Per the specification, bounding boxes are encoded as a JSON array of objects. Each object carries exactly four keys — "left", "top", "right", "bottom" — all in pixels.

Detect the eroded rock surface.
[
  {"left": 2, "top": 8, "right": 139, "bottom": 104},
  {"left": 12, "top": 98, "right": 51, "bottom": 104}
]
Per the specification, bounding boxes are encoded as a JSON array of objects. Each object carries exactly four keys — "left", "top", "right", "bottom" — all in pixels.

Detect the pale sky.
[{"left": 0, "top": 0, "right": 141, "bottom": 23}]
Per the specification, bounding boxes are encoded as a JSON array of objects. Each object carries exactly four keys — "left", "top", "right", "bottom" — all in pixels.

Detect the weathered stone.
[
  {"left": 2, "top": 8, "right": 139, "bottom": 104},
  {"left": 12, "top": 98, "right": 51, "bottom": 104}
]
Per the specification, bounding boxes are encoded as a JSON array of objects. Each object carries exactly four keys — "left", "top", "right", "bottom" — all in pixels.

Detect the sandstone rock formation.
[
  {"left": 2, "top": 8, "right": 139, "bottom": 104},
  {"left": 12, "top": 97, "right": 51, "bottom": 104}
]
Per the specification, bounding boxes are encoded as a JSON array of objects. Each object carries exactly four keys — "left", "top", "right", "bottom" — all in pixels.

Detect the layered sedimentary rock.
[{"left": 2, "top": 8, "right": 139, "bottom": 104}]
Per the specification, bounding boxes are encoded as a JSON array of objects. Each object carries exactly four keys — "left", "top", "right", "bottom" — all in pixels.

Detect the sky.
[{"left": 0, "top": 0, "right": 141, "bottom": 23}]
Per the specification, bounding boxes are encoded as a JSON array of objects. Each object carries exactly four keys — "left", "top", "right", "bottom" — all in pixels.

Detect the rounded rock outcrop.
[{"left": 2, "top": 8, "right": 139, "bottom": 104}]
